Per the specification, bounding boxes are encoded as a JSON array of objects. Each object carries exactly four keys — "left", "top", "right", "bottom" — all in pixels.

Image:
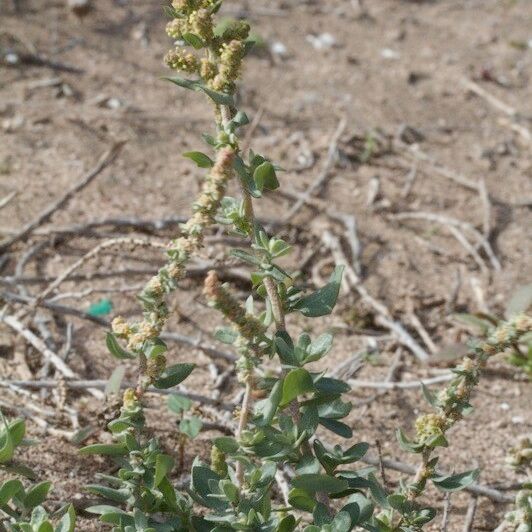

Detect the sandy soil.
[{"left": 0, "top": 0, "right": 531, "bottom": 530}]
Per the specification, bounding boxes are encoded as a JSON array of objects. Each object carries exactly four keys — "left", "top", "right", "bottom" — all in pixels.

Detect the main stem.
[{"left": 263, "top": 243, "right": 332, "bottom": 515}]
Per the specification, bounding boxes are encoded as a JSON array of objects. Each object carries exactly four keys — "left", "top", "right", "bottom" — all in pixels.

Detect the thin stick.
[
  {"left": 478, "top": 178, "right": 491, "bottom": 239},
  {"left": 461, "top": 78, "right": 517, "bottom": 118},
  {"left": 322, "top": 230, "right": 430, "bottom": 362},
  {"left": 0, "top": 314, "right": 103, "bottom": 399},
  {"left": 0, "top": 141, "right": 126, "bottom": 253},
  {"left": 447, "top": 225, "right": 488, "bottom": 273},
  {"left": 34, "top": 237, "right": 165, "bottom": 305},
  {"left": 349, "top": 374, "right": 454, "bottom": 389},
  {"left": 0, "top": 379, "right": 233, "bottom": 410},
  {"left": 408, "top": 311, "right": 438, "bottom": 354},
  {"left": 375, "top": 439, "right": 388, "bottom": 487},
  {"left": 0, "top": 191, "right": 17, "bottom": 211},
  {"left": 389, "top": 211, "right": 501, "bottom": 271},
  {"left": 282, "top": 118, "right": 347, "bottom": 223},
  {"left": 440, "top": 492, "right": 451, "bottom": 532},
  {"left": 462, "top": 496, "right": 478, "bottom": 532}
]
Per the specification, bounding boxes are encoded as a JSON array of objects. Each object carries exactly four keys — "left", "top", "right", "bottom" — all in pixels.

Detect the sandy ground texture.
[{"left": 1, "top": 0, "right": 532, "bottom": 530}]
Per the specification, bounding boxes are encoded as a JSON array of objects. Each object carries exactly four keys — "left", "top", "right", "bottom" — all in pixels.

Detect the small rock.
[
  {"left": 68, "top": 0, "right": 92, "bottom": 18},
  {"left": 2, "top": 115, "right": 24, "bottom": 132},
  {"left": 380, "top": 48, "right": 400, "bottom": 60},
  {"left": 499, "top": 402, "right": 510, "bottom": 411},
  {"left": 306, "top": 33, "right": 338, "bottom": 50},
  {"left": 407, "top": 71, "right": 430, "bottom": 85},
  {"left": 271, "top": 41, "right": 288, "bottom": 58},
  {"left": 398, "top": 124, "right": 425, "bottom": 144}
]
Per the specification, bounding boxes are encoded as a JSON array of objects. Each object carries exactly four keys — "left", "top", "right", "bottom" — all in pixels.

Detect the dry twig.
[{"left": 282, "top": 118, "right": 347, "bottom": 223}]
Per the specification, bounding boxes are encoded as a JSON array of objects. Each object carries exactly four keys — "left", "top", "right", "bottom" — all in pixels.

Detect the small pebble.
[
  {"left": 381, "top": 48, "right": 400, "bottom": 60},
  {"left": 306, "top": 33, "right": 337, "bottom": 50}
]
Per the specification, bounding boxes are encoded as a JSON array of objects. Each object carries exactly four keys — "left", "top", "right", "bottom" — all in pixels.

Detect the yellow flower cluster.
[
  {"left": 165, "top": 1, "right": 249, "bottom": 94},
  {"left": 165, "top": 49, "right": 199, "bottom": 73},
  {"left": 112, "top": 148, "right": 235, "bottom": 353},
  {"left": 415, "top": 413, "right": 446, "bottom": 442},
  {"left": 210, "top": 444, "right": 228, "bottom": 477},
  {"left": 506, "top": 434, "right": 532, "bottom": 468},
  {"left": 414, "top": 314, "right": 532, "bottom": 448},
  {"left": 211, "top": 40, "right": 245, "bottom": 92}
]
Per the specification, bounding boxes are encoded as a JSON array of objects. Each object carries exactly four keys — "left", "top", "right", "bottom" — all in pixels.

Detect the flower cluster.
[
  {"left": 400, "top": 314, "right": 532, "bottom": 504},
  {"left": 203, "top": 269, "right": 267, "bottom": 357},
  {"left": 506, "top": 434, "right": 532, "bottom": 469},
  {"left": 164, "top": 0, "right": 250, "bottom": 93}
]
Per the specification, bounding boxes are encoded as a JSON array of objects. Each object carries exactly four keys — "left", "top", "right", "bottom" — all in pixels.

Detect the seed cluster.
[{"left": 203, "top": 270, "right": 266, "bottom": 353}]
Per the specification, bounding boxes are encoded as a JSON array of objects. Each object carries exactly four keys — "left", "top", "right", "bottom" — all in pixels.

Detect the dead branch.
[
  {"left": 0, "top": 379, "right": 233, "bottom": 410},
  {"left": 0, "top": 314, "right": 103, "bottom": 399},
  {"left": 282, "top": 118, "right": 347, "bottom": 223},
  {"left": 462, "top": 496, "right": 478, "bottom": 532}
]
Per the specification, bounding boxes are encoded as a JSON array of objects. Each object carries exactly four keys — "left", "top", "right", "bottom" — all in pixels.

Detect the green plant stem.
[
  {"left": 264, "top": 269, "right": 333, "bottom": 515},
  {"left": 235, "top": 373, "right": 253, "bottom": 485},
  {"left": 407, "top": 448, "right": 431, "bottom": 502}
]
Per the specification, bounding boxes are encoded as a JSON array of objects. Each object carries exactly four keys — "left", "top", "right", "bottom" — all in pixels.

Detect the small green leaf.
[
  {"left": 280, "top": 368, "right": 315, "bottom": 406},
  {"left": 278, "top": 515, "right": 297, "bottom": 532},
  {"left": 182, "top": 32, "right": 205, "bottom": 49},
  {"left": 0, "top": 479, "right": 23, "bottom": 505},
  {"left": 154, "top": 454, "right": 174, "bottom": 487},
  {"left": 431, "top": 469, "right": 479, "bottom": 492},
  {"left": 214, "top": 436, "right": 239, "bottom": 454},
  {"left": 164, "top": 75, "right": 234, "bottom": 106},
  {"left": 214, "top": 327, "right": 238, "bottom": 345},
  {"left": 105, "top": 366, "right": 125, "bottom": 397},
  {"left": 319, "top": 418, "right": 352, "bottom": 438},
  {"left": 183, "top": 151, "right": 214, "bottom": 168},
  {"left": 421, "top": 383, "right": 439, "bottom": 408},
  {"left": 144, "top": 338, "right": 167, "bottom": 358},
  {"left": 288, "top": 488, "right": 316, "bottom": 512},
  {"left": 307, "top": 333, "right": 334, "bottom": 359},
  {"left": 105, "top": 333, "right": 135, "bottom": 360},
  {"left": 23, "top": 481, "right": 52, "bottom": 510},
  {"left": 396, "top": 428, "right": 425, "bottom": 453},
  {"left": 0, "top": 415, "right": 14, "bottom": 464},
  {"left": 168, "top": 394, "right": 192, "bottom": 414},
  {"left": 70, "top": 426, "right": 96, "bottom": 445},
  {"left": 293, "top": 266, "right": 344, "bottom": 317},
  {"left": 180, "top": 416, "right": 203, "bottom": 439},
  {"left": 255, "top": 378, "right": 283, "bottom": 425},
  {"left": 253, "top": 161, "right": 279, "bottom": 191},
  {"left": 291, "top": 474, "right": 348, "bottom": 495},
  {"left": 153, "top": 363, "right": 195, "bottom": 389},
  {"left": 85, "top": 485, "right": 130, "bottom": 504},
  {"left": 55, "top": 504, "right": 76, "bottom": 532},
  {"left": 7, "top": 418, "right": 25, "bottom": 447},
  {"left": 79, "top": 443, "right": 128, "bottom": 456},
  {"left": 331, "top": 511, "right": 351, "bottom": 532}
]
